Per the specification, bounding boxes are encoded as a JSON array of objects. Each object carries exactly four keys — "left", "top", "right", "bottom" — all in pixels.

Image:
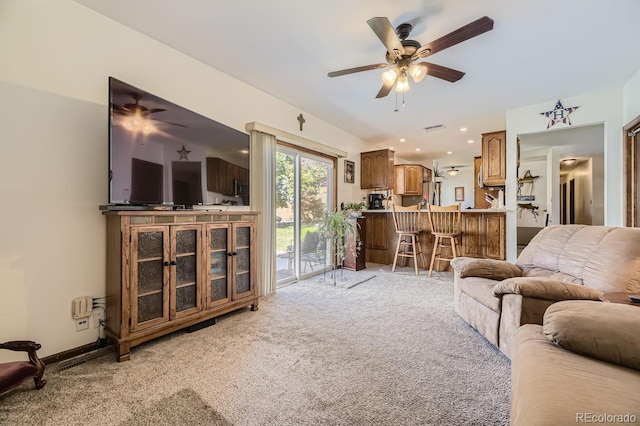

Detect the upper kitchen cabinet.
[
  {"left": 481, "top": 130, "right": 506, "bottom": 186},
  {"left": 361, "top": 149, "right": 394, "bottom": 190},
  {"left": 394, "top": 164, "right": 426, "bottom": 195}
]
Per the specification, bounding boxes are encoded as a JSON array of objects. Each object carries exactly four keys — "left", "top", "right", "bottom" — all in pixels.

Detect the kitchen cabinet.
[
  {"left": 481, "top": 130, "right": 506, "bottom": 186},
  {"left": 206, "top": 157, "right": 249, "bottom": 195},
  {"left": 394, "top": 164, "right": 426, "bottom": 195},
  {"left": 461, "top": 212, "right": 506, "bottom": 260},
  {"left": 363, "top": 212, "right": 394, "bottom": 264},
  {"left": 361, "top": 149, "right": 394, "bottom": 189},
  {"left": 474, "top": 156, "right": 500, "bottom": 209},
  {"left": 342, "top": 216, "right": 366, "bottom": 271},
  {"left": 104, "top": 210, "right": 259, "bottom": 361}
]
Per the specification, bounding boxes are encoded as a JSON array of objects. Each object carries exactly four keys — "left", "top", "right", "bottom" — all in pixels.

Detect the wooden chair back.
[
  {"left": 427, "top": 204, "right": 461, "bottom": 236},
  {"left": 391, "top": 204, "right": 422, "bottom": 234}
]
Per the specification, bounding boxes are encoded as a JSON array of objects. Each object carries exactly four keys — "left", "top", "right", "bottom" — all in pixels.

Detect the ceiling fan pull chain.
[{"left": 394, "top": 90, "right": 399, "bottom": 112}]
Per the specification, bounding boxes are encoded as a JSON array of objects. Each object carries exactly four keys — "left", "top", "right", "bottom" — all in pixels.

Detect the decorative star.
[
  {"left": 540, "top": 100, "right": 580, "bottom": 129},
  {"left": 177, "top": 145, "right": 191, "bottom": 160}
]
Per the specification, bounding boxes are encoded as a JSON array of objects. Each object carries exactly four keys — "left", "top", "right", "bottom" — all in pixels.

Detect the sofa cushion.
[
  {"left": 492, "top": 277, "right": 602, "bottom": 301},
  {"left": 456, "top": 276, "right": 502, "bottom": 313},
  {"left": 511, "top": 324, "right": 640, "bottom": 426},
  {"left": 516, "top": 225, "right": 640, "bottom": 293},
  {"left": 450, "top": 257, "right": 522, "bottom": 280},
  {"left": 543, "top": 300, "right": 640, "bottom": 371},
  {"left": 520, "top": 267, "right": 583, "bottom": 285}
]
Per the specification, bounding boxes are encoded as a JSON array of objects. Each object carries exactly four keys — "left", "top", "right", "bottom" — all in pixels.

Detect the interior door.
[{"left": 275, "top": 145, "right": 335, "bottom": 286}]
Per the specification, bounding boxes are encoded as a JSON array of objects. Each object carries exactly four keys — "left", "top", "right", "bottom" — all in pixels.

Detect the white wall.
[
  {"left": 623, "top": 68, "right": 640, "bottom": 124},
  {"left": 0, "top": 1, "right": 374, "bottom": 359},
  {"left": 439, "top": 170, "right": 474, "bottom": 210},
  {"left": 506, "top": 88, "right": 624, "bottom": 261}
]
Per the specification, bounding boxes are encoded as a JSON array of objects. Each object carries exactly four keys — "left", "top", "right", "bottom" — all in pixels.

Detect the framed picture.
[
  {"left": 344, "top": 160, "right": 355, "bottom": 184},
  {"left": 455, "top": 187, "right": 465, "bottom": 202}
]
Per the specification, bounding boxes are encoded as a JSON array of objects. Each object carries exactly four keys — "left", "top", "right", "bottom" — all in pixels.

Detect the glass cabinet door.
[
  {"left": 131, "top": 226, "right": 170, "bottom": 331},
  {"left": 233, "top": 223, "right": 254, "bottom": 299},
  {"left": 206, "top": 224, "right": 231, "bottom": 307},
  {"left": 171, "top": 225, "right": 202, "bottom": 318}
]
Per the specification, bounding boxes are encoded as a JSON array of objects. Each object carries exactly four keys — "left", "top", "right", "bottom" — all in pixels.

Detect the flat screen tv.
[{"left": 108, "top": 77, "right": 250, "bottom": 207}]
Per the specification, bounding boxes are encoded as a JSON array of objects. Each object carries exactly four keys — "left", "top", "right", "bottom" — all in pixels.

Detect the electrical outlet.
[
  {"left": 75, "top": 318, "right": 89, "bottom": 332},
  {"left": 93, "top": 310, "right": 105, "bottom": 329}
]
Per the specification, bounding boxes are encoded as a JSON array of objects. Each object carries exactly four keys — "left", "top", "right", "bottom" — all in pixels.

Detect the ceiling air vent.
[{"left": 424, "top": 124, "right": 446, "bottom": 132}]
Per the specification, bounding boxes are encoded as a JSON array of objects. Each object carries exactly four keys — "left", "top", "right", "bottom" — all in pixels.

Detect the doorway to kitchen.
[{"left": 275, "top": 143, "right": 335, "bottom": 286}]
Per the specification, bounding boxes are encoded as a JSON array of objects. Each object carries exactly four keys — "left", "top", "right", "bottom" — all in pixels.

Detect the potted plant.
[
  {"left": 317, "top": 209, "right": 361, "bottom": 284},
  {"left": 432, "top": 161, "right": 447, "bottom": 182},
  {"left": 343, "top": 201, "right": 367, "bottom": 217}
]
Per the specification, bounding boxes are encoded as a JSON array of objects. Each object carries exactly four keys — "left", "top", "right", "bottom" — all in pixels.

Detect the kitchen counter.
[
  {"left": 361, "top": 209, "right": 506, "bottom": 268},
  {"left": 362, "top": 208, "right": 507, "bottom": 213}
]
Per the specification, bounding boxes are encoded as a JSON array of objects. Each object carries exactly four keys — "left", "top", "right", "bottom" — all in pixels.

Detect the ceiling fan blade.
[
  {"left": 375, "top": 77, "right": 397, "bottom": 99},
  {"left": 111, "top": 104, "right": 130, "bottom": 114},
  {"left": 150, "top": 118, "right": 188, "bottom": 128},
  {"left": 413, "top": 16, "right": 494, "bottom": 59},
  {"left": 367, "top": 17, "right": 405, "bottom": 59},
  {"left": 327, "top": 63, "right": 388, "bottom": 78},
  {"left": 422, "top": 62, "right": 465, "bottom": 82},
  {"left": 141, "top": 108, "right": 166, "bottom": 117}
]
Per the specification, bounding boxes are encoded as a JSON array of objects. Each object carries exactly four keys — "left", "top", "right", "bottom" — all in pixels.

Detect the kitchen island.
[{"left": 361, "top": 208, "right": 506, "bottom": 271}]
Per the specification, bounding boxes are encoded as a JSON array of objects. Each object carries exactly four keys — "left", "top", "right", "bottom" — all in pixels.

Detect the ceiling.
[{"left": 76, "top": 0, "right": 640, "bottom": 169}]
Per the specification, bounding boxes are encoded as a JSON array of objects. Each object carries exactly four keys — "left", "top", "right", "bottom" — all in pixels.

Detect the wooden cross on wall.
[{"left": 297, "top": 114, "right": 305, "bottom": 131}]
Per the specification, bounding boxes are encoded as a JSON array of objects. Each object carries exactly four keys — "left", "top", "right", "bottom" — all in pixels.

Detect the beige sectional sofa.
[
  {"left": 452, "top": 224, "right": 640, "bottom": 424},
  {"left": 451, "top": 224, "right": 640, "bottom": 359},
  {"left": 511, "top": 301, "right": 640, "bottom": 425}
]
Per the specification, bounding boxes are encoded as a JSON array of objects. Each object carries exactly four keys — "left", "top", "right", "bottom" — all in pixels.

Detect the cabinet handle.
[
  {"left": 170, "top": 260, "right": 177, "bottom": 266},
  {"left": 163, "top": 261, "right": 170, "bottom": 266},
  {"left": 228, "top": 252, "right": 234, "bottom": 257},
  {"left": 232, "top": 252, "right": 238, "bottom": 256}
]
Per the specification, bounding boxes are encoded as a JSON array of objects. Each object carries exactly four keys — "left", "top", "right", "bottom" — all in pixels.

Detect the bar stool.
[
  {"left": 391, "top": 204, "right": 427, "bottom": 276},
  {"left": 426, "top": 204, "right": 462, "bottom": 277}
]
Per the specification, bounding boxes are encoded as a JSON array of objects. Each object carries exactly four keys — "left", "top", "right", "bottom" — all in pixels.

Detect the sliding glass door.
[{"left": 275, "top": 145, "right": 334, "bottom": 285}]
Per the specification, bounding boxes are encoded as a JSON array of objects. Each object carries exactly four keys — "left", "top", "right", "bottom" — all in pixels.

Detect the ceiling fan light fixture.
[
  {"left": 395, "top": 72, "right": 410, "bottom": 92},
  {"left": 408, "top": 63, "right": 427, "bottom": 83},
  {"left": 447, "top": 167, "right": 459, "bottom": 176},
  {"left": 381, "top": 67, "right": 400, "bottom": 85}
]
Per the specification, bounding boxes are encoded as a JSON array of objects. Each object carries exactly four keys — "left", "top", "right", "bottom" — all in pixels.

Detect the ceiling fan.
[
  {"left": 328, "top": 16, "right": 494, "bottom": 98},
  {"left": 112, "top": 93, "right": 187, "bottom": 128}
]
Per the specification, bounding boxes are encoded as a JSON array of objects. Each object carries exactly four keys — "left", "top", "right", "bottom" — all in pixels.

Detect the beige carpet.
[{"left": 0, "top": 267, "right": 510, "bottom": 425}]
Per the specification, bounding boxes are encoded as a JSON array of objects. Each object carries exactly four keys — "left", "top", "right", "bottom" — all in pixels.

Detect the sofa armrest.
[
  {"left": 544, "top": 300, "right": 640, "bottom": 371},
  {"left": 492, "top": 277, "right": 603, "bottom": 301},
  {"left": 450, "top": 257, "right": 522, "bottom": 280}
]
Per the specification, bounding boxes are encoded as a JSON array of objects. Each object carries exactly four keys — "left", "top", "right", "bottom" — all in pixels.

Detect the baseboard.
[{"left": 41, "top": 339, "right": 110, "bottom": 366}]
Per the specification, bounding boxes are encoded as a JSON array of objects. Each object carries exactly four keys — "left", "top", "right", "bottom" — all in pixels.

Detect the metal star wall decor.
[
  {"left": 540, "top": 99, "right": 580, "bottom": 129},
  {"left": 177, "top": 145, "right": 191, "bottom": 160}
]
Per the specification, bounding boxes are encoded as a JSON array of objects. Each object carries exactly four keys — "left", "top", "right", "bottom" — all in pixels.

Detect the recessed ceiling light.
[
  {"left": 447, "top": 151, "right": 452, "bottom": 155},
  {"left": 415, "top": 148, "right": 421, "bottom": 152},
  {"left": 240, "top": 149, "right": 249, "bottom": 154},
  {"left": 389, "top": 146, "right": 394, "bottom": 150},
  {"left": 399, "top": 138, "right": 406, "bottom": 142},
  {"left": 467, "top": 139, "right": 474, "bottom": 144},
  {"left": 460, "top": 127, "right": 467, "bottom": 132}
]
